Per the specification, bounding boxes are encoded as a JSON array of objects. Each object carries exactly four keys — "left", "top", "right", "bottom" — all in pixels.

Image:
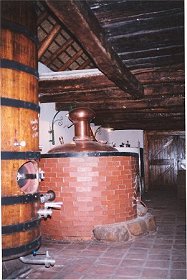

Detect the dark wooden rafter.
[
  {"left": 39, "top": 69, "right": 127, "bottom": 91},
  {"left": 89, "top": 1, "right": 184, "bottom": 71},
  {"left": 143, "top": 131, "right": 185, "bottom": 136},
  {"left": 94, "top": 119, "right": 185, "bottom": 131},
  {"left": 94, "top": 112, "right": 184, "bottom": 121},
  {"left": 143, "top": 83, "right": 184, "bottom": 97},
  {"left": 89, "top": 1, "right": 183, "bottom": 18},
  {"left": 133, "top": 68, "right": 184, "bottom": 83},
  {"left": 39, "top": 80, "right": 184, "bottom": 100},
  {"left": 111, "top": 28, "right": 183, "bottom": 53},
  {"left": 119, "top": 46, "right": 184, "bottom": 61},
  {"left": 94, "top": 120, "right": 185, "bottom": 131},
  {"left": 45, "top": 0, "right": 144, "bottom": 97},
  {"left": 39, "top": 65, "right": 184, "bottom": 131},
  {"left": 94, "top": 107, "right": 185, "bottom": 114},
  {"left": 55, "top": 96, "right": 184, "bottom": 111},
  {"left": 39, "top": 69, "right": 128, "bottom": 98},
  {"left": 95, "top": 115, "right": 185, "bottom": 123},
  {"left": 122, "top": 53, "right": 184, "bottom": 70},
  {"left": 39, "top": 67, "right": 184, "bottom": 102},
  {"left": 93, "top": 110, "right": 185, "bottom": 129},
  {"left": 104, "top": 9, "right": 183, "bottom": 38},
  {"left": 37, "top": 1, "right": 184, "bottom": 131},
  {"left": 38, "top": 23, "right": 61, "bottom": 59}
]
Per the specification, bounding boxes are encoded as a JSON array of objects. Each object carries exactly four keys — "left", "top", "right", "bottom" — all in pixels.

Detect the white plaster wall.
[
  {"left": 107, "top": 129, "right": 144, "bottom": 148},
  {"left": 38, "top": 62, "right": 53, "bottom": 73},
  {"left": 90, "top": 125, "right": 109, "bottom": 143}
]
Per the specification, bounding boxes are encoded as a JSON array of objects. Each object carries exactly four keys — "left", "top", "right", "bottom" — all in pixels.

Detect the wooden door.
[{"left": 144, "top": 131, "right": 185, "bottom": 190}]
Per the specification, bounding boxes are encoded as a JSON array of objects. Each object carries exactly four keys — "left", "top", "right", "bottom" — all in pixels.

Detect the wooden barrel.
[{"left": 1, "top": 1, "right": 41, "bottom": 260}]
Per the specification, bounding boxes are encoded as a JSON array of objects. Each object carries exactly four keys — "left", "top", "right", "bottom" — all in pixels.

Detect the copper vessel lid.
[
  {"left": 69, "top": 107, "right": 95, "bottom": 141},
  {"left": 48, "top": 107, "right": 117, "bottom": 153}
]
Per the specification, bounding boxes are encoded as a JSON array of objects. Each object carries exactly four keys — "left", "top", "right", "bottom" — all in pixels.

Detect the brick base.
[{"left": 40, "top": 153, "right": 138, "bottom": 240}]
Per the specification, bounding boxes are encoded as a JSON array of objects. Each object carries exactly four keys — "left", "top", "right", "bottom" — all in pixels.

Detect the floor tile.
[{"left": 16, "top": 189, "right": 186, "bottom": 280}]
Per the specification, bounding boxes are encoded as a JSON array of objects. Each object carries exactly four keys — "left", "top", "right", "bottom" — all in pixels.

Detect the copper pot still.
[{"left": 48, "top": 107, "right": 117, "bottom": 153}]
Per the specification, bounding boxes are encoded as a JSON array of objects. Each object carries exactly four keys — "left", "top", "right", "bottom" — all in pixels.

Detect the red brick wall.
[{"left": 40, "top": 155, "right": 138, "bottom": 240}]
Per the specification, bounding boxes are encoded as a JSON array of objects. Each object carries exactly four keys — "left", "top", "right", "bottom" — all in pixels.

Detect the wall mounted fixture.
[
  {"left": 48, "top": 111, "right": 63, "bottom": 145},
  {"left": 49, "top": 111, "right": 73, "bottom": 145}
]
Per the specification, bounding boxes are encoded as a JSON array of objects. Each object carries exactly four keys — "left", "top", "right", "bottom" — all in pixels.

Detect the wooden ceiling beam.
[
  {"left": 95, "top": 120, "right": 185, "bottom": 130},
  {"left": 123, "top": 53, "right": 184, "bottom": 70},
  {"left": 39, "top": 69, "right": 184, "bottom": 104},
  {"left": 94, "top": 118, "right": 185, "bottom": 130},
  {"left": 38, "top": 23, "right": 61, "bottom": 59},
  {"left": 119, "top": 45, "right": 184, "bottom": 61},
  {"left": 55, "top": 96, "right": 185, "bottom": 111},
  {"left": 39, "top": 87, "right": 184, "bottom": 104},
  {"left": 45, "top": 0, "right": 144, "bottom": 97},
  {"left": 95, "top": 112, "right": 184, "bottom": 123},
  {"left": 144, "top": 83, "right": 184, "bottom": 97},
  {"left": 97, "top": 121, "right": 185, "bottom": 131},
  {"left": 39, "top": 69, "right": 128, "bottom": 95},
  {"left": 102, "top": 8, "right": 183, "bottom": 29},
  {"left": 111, "top": 27, "right": 184, "bottom": 53},
  {"left": 42, "top": 81, "right": 183, "bottom": 99},
  {"left": 106, "top": 18, "right": 184, "bottom": 39},
  {"left": 89, "top": 1, "right": 184, "bottom": 22},
  {"left": 94, "top": 109, "right": 185, "bottom": 119},
  {"left": 133, "top": 67, "right": 184, "bottom": 82}
]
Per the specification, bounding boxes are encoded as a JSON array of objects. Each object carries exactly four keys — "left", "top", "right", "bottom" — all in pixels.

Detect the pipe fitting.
[
  {"left": 38, "top": 198, "right": 63, "bottom": 219},
  {"left": 37, "top": 208, "right": 52, "bottom": 219},
  {"left": 20, "top": 251, "right": 55, "bottom": 268},
  {"left": 38, "top": 168, "right": 45, "bottom": 181},
  {"left": 40, "top": 190, "right": 56, "bottom": 204}
]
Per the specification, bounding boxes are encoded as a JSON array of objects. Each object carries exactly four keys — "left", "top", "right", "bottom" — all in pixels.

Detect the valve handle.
[{"left": 44, "top": 202, "right": 63, "bottom": 209}]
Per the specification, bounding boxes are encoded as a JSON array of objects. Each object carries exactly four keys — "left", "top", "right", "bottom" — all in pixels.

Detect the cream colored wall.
[{"left": 108, "top": 130, "right": 144, "bottom": 148}]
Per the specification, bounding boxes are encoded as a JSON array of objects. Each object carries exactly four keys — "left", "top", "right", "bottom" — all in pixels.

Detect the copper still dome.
[{"left": 48, "top": 107, "right": 117, "bottom": 153}]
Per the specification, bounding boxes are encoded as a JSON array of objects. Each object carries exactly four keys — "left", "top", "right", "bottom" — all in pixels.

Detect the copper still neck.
[
  {"left": 69, "top": 107, "right": 95, "bottom": 141},
  {"left": 48, "top": 107, "right": 117, "bottom": 153}
]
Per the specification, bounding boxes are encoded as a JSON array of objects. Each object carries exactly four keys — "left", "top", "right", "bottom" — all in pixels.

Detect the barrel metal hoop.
[
  {"left": 2, "top": 218, "right": 41, "bottom": 235},
  {"left": 1, "top": 151, "right": 41, "bottom": 160},
  {"left": 1, "top": 193, "right": 40, "bottom": 205},
  {"left": 2, "top": 237, "right": 41, "bottom": 259},
  {"left": 2, "top": 20, "right": 39, "bottom": 45},
  {"left": 1, "top": 59, "right": 39, "bottom": 78},
  {"left": 1, "top": 97, "right": 40, "bottom": 112}
]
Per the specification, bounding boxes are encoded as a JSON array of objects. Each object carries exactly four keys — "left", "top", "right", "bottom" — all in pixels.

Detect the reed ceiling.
[{"left": 37, "top": 0, "right": 185, "bottom": 130}]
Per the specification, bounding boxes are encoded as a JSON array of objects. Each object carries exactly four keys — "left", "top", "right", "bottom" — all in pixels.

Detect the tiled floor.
[{"left": 18, "top": 189, "right": 186, "bottom": 279}]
